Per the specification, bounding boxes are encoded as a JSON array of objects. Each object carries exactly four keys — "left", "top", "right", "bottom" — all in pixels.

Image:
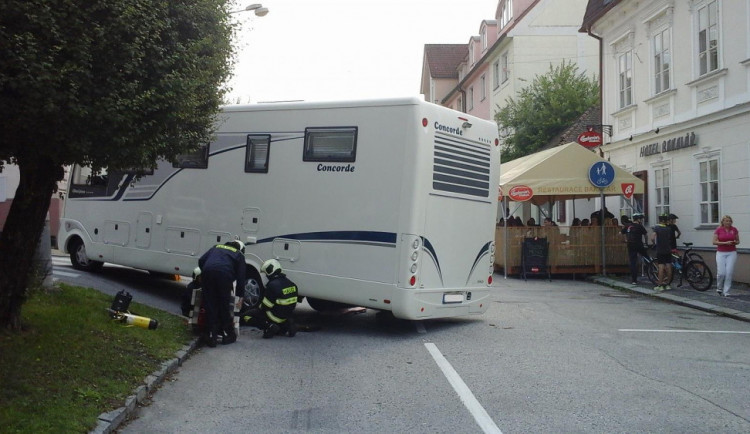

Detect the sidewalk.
[{"left": 588, "top": 273, "right": 750, "bottom": 323}]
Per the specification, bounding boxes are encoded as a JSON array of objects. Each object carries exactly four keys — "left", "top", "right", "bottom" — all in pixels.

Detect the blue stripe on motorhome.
[
  {"left": 257, "top": 231, "right": 397, "bottom": 245},
  {"left": 466, "top": 241, "right": 491, "bottom": 285}
]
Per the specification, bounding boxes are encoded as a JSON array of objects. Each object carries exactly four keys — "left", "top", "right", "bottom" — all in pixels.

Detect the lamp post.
[{"left": 230, "top": 3, "right": 269, "bottom": 16}]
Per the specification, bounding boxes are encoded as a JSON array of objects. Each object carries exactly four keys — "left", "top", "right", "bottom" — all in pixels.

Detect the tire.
[
  {"left": 241, "top": 267, "right": 265, "bottom": 310},
  {"left": 685, "top": 261, "right": 713, "bottom": 291},
  {"left": 68, "top": 237, "right": 104, "bottom": 271},
  {"left": 646, "top": 260, "right": 660, "bottom": 285},
  {"left": 306, "top": 297, "right": 351, "bottom": 312}
]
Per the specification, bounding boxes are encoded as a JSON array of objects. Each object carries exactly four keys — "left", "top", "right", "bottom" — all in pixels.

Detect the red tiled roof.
[{"left": 424, "top": 44, "right": 467, "bottom": 79}]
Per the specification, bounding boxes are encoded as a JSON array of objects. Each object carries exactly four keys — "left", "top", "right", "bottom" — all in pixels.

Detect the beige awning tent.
[
  {"left": 497, "top": 142, "right": 645, "bottom": 278},
  {"left": 499, "top": 141, "right": 644, "bottom": 205}
]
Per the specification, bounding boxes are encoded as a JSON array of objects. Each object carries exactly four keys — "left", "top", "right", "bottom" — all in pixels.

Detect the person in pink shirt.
[{"left": 712, "top": 215, "right": 740, "bottom": 296}]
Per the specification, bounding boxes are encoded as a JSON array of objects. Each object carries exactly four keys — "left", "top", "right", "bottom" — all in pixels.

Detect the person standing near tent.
[
  {"left": 590, "top": 207, "right": 614, "bottom": 226},
  {"left": 713, "top": 215, "right": 740, "bottom": 296},
  {"left": 668, "top": 214, "right": 682, "bottom": 250},
  {"left": 650, "top": 215, "right": 673, "bottom": 291},
  {"left": 622, "top": 213, "right": 648, "bottom": 285}
]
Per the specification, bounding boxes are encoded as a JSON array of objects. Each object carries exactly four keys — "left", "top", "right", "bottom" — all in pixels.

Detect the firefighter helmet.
[
  {"left": 261, "top": 259, "right": 282, "bottom": 276},
  {"left": 226, "top": 240, "right": 245, "bottom": 254}
]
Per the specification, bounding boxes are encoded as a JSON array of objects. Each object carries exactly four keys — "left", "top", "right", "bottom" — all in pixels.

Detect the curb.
[
  {"left": 89, "top": 337, "right": 202, "bottom": 434},
  {"left": 588, "top": 276, "right": 750, "bottom": 323}
]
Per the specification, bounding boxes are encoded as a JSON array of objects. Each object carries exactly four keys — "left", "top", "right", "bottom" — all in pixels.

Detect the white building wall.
[{"left": 592, "top": 0, "right": 750, "bottom": 282}]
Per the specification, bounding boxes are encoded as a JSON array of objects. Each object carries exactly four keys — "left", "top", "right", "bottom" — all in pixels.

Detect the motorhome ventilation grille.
[{"left": 432, "top": 133, "right": 491, "bottom": 197}]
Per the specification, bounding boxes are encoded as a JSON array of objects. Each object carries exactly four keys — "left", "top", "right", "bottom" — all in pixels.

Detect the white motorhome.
[{"left": 58, "top": 97, "right": 500, "bottom": 320}]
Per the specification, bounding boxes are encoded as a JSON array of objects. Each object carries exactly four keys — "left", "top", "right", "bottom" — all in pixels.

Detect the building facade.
[
  {"left": 422, "top": 0, "right": 599, "bottom": 225},
  {"left": 422, "top": 0, "right": 597, "bottom": 124},
  {"left": 581, "top": 0, "right": 750, "bottom": 282}
]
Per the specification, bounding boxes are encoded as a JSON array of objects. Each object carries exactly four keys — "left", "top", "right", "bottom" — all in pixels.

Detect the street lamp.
[{"left": 230, "top": 3, "right": 269, "bottom": 16}]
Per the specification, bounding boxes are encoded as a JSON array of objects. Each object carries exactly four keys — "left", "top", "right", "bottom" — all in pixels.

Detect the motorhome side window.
[
  {"left": 68, "top": 165, "right": 119, "bottom": 198},
  {"left": 245, "top": 135, "right": 270, "bottom": 173},
  {"left": 172, "top": 143, "right": 209, "bottom": 169},
  {"left": 69, "top": 165, "right": 152, "bottom": 198},
  {"left": 303, "top": 127, "right": 357, "bottom": 162}
]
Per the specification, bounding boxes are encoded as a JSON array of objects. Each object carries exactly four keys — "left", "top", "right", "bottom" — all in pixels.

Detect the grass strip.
[{"left": 0, "top": 283, "right": 194, "bottom": 432}]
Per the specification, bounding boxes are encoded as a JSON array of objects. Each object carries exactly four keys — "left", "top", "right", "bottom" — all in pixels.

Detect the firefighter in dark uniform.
[
  {"left": 240, "top": 259, "right": 298, "bottom": 338},
  {"left": 198, "top": 240, "right": 246, "bottom": 347}
]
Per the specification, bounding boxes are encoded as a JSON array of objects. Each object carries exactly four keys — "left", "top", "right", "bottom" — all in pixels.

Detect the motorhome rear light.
[
  {"left": 421, "top": 307, "right": 425, "bottom": 312},
  {"left": 411, "top": 251, "right": 419, "bottom": 261},
  {"left": 488, "top": 275, "right": 493, "bottom": 285},
  {"left": 458, "top": 116, "right": 468, "bottom": 121},
  {"left": 410, "top": 263, "right": 418, "bottom": 273},
  {"left": 384, "top": 299, "right": 391, "bottom": 304},
  {"left": 410, "top": 275, "right": 417, "bottom": 286},
  {"left": 495, "top": 138, "right": 499, "bottom": 146},
  {"left": 422, "top": 118, "right": 428, "bottom": 127}
]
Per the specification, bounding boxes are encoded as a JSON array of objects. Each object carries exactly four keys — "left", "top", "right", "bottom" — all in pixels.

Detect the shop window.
[
  {"left": 654, "top": 166, "right": 670, "bottom": 217},
  {"left": 699, "top": 158, "right": 720, "bottom": 224},
  {"left": 653, "top": 28, "right": 671, "bottom": 94},
  {"left": 618, "top": 51, "right": 633, "bottom": 108},
  {"left": 697, "top": 0, "right": 720, "bottom": 76}
]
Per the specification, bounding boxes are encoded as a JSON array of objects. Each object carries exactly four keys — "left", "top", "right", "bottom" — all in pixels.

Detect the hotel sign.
[{"left": 640, "top": 132, "right": 697, "bottom": 157}]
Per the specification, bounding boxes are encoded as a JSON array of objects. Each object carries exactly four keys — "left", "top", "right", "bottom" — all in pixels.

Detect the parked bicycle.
[{"left": 642, "top": 242, "right": 713, "bottom": 291}]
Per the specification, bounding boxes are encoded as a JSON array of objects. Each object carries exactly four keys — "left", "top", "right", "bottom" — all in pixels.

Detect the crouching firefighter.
[
  {"left": 241, "top": 259, "right": 298, "bottom": 338},
  {"left": 198, "top": 240, "right": 246, "bottom": 347}
]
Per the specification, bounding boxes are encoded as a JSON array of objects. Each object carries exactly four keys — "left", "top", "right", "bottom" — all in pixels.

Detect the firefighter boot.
[
  {"left": 204, "top": 331, "right": 218, "bottom": 348},
  {"left": 262, "top": 323, "right": 280, "bottom": 339},
  {"left": 222, "top": 329, "right": 237, "bottom": 345},
  {"left": 284, "top": 319, "right": 297, "bottom": 337}
]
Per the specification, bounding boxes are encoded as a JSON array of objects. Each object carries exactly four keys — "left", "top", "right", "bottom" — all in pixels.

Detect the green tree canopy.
[
  {"left": 495, "top": 61, "right": 599, "bottom": 162},
  {"left": 0, "top": 0, "right": 235, "bottom": 329}
]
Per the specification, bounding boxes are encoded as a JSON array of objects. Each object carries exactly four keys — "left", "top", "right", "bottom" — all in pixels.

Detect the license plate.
[{"left": 443, "top": 293, "right": 464, "bottom": 304}]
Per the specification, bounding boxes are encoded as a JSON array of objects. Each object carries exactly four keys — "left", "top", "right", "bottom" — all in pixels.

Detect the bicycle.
[{"left": 643, "top": 242, "right": 713, "bottom": 291}]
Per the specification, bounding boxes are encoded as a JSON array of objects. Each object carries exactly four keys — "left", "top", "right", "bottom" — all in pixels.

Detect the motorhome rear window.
[
  {"left": 172, "top": 143, "right": 209, "bottom": 169},
  {"left": 303, "top": 127, "right": 357, "bottom": 162},
  {"left": 245, "top": 135, "right": 270, "bottom": 173}
]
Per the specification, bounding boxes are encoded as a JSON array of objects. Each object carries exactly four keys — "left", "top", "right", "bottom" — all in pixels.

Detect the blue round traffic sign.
[{"left": 588, "top": 161, "right": 615, "bottom": 188}]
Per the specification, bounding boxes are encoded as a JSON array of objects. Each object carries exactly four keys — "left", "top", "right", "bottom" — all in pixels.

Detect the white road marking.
[
  {"left": 424, "top": 343, "right": 502, "bottom": 434},
  {"left": 619, "top": 329, "right": 750, "bottom": 334},
  {"left": 53, "top": 269, "right": 80, "bottom": 278}
]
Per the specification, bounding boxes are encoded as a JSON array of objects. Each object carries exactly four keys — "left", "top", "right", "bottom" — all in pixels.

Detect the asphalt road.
[{"left": 99, "top": 274, "right": 750, "bottom": 433}]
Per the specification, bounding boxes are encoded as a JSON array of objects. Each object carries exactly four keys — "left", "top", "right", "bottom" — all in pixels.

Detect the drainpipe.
[
  {"left": 587, "top": 29, "right": 604, "bottom": 127},
  {"left": 460, "top": 89, "right": 467, "bottom": 113}
]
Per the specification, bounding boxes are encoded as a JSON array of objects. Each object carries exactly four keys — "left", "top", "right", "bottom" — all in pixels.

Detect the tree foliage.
[
  {"left": 495, "top": 61, "right": 599, "bottom": 162},
  {"left": 0, "top": 0, "right": 235, "bottom": 329}
]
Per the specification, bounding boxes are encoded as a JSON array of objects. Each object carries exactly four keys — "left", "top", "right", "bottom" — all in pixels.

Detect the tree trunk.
[{"left": 0, "top": 156, "right": 61, "bottom": 330}]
